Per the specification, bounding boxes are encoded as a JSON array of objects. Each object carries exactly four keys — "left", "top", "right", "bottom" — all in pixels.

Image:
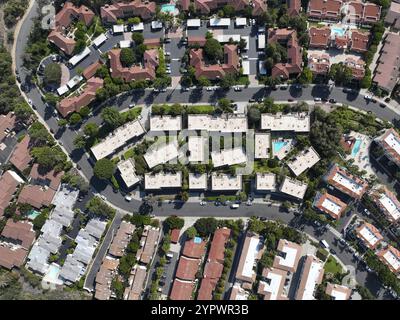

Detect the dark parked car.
[
  {"left": 329, "top": 249, "right": 337, "bottom": 255},
  {"left": 329, "top": 98, "right": 337, "bottom": 103},
  {"left": 379, "top": 103, "right": 386, "bottom": 108}
]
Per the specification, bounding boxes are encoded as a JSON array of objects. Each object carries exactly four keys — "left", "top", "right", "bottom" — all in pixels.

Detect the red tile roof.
[
  {"left": 0, "top": 245, "right": 28, "bottom": 270},
  {"left": 307, "top": 0, "right": 342, "bottom": 20},
  {"left": 18, "top": 185, "right": 56, "bottom": 209},
  {"left": 48, "top": 30, "right": 76, "bottom": 56},
  {"left": 309, "top": 26, "right": 331, "bottom": 48},
  {"left": 58, "top": 77, "right": 103, "bottom": 117},
  {"left": 193, "top": 0, "right": 251, "bottom": 14},
  {"left": 0, "top": 112, "right": 16, "bottom": 142},
  {"left": 308, "top": 53, "right": 330, "bottom": 75},
  {"left": 287, "top": 0, "right": 301, "bottom": 16},
  {"left": 350, "top": 30, "right": 370, "bottom": 53},
  {"left": 101, "top": 1, "right": 156, "bottom": 22},
  {"left": 9, "top": 135, "right": 32, "bottom": 172},
  {"left": 29, "top": 163, "right": 64, "bottom": 191},
  {"left": 0, "top": 171, "right": 23, "bottom": 217},
  {"left": 170, "top": 279, "right": 194, "bottom": 300},
  {"left": 376, "top": 128, "right": 400, "bottom": 167},
  {"left": 344, "top": 57, "right": 366, "bottom": 80},
  {"left": 189, "top": 44, "right": 240, "bottom": 80},
  {"left": 207, "top": 228, "right": 231, "bottom": 263},
  {"left": 175, "top": 256, "right": 201, "bottom": 280},
  {"left": 252, "top": 0, "right": 268, "bottom": 16},
  {"left": 55, "top": 2, "right": 94, "bottom": 28},
  {"left": 83, "top": 61, "right": 103, "bottom": 80},
  {"left": 197, "top": 278, "right": 218, "bottom": 300},
  {"left": 356, "top": 222, "right": 383, "bottom": 249},
  {"left": 313, "top": 192, "right": 347, "bottom": 220},
  {"left": 377, "top": 245, "right": 400, "bottom": 273},
  {"left": 109, "top": 49, "right": 159, "bottom": 82},
  {"left": 170, "top": 228, "right": 181, "bottom": 244},
  {"left": 1, "top": 220, "right": 35, "bottom": 249},
  {"left": 187, "top": 36, "right": 207, "bottom": 47},
  {"left": 268, "top": 29, "right": 302, "bottom": 79},
  {"left": 182, "top": 238, "right": 206, "bottom": 259}
]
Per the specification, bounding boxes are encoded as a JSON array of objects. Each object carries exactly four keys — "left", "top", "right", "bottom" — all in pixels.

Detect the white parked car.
[
  {"left": 125, "top": 195, "right": 132, "bottom": 202},
  {"left": 166, "top": 69, "right": 171, "bottom": 74},
  {"left": 99, "top": 195, "right": 107, "bottom": 201},
  {"left": 314, "top": 97, "right": 322, "bottom": 101},
  {"left": 28, "top": 99, "right": 33, "bottom": 105},
  {"left": 206, "top": 87, "right": 213, "bottom": 91},
  {"left": 364, "top": 94, "right": 373, "bottom": 100},
  {"left": 242, "top": 55, "right": 249, "bottom": 59}
]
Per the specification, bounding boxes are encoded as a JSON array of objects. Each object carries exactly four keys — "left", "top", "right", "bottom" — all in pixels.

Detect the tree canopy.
[{"left": 93, "top": 158, "right": 115, "bottom": 180}]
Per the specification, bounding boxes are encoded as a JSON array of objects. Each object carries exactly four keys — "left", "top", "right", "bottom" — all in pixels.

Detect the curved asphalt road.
[{"left": 14, "top": 3, "right": 398, "bottom": 298}]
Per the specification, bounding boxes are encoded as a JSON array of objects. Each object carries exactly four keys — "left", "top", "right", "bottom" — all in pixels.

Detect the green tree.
[
  {"left": 165, "top": 216, "right": 185, "bottom": 231},
  {"left": 43, "top": 63, "right": 61, "bottom": 86},
  {"left": 204, "top": 38, "right": 223, "bottom": 63},
  {"left": 73, "top": 135, "right": 86, "bottom": 149},
  {"left": 94, "top": 159, "right": 115, "bottom": 180},
  {"left": 83, "top": 123, "right": 99, "bottom": 138},
  {"left": 69, "top": 113, "right": 82, "bottom": 125},
  {"left": 29, "top": 122, "right": 53, "bottom": 146},
  {"left": 194, "top": 217, "right": 218, "bottom": 237},
  {"left": 185, "top": 226, "right": 197, "bottom": 239},
  {"left": 86, "top": 196, "right": 116, "bottom": 219},
  {"left": 32, "top": 211, "right": 48, "bottom": 231},
  {"left": 79, "top": 106, "right": 90, "bottom": 118},
  {"left": 120, "top": 48, "right": 136, "bottom": 67},
  {"left": 329, "top": 63, "right": 353, "bottom": 85},
  {"left": 197, "top": 76, "right": 211, "bottom": 87},
  {"left": 222, "top": 4, "right": 235, "bottom": 17},
  {"left": 298, "top": 67, "right": 313, "bottom": 85},
  {"left": 131, "top": 32, "right": 144, "bottom": 45},
  {"left": 101, "top": 107, "right": 124, "bottom": 129},
  {"left": 14, "top": 103, "right": 33, "bottom": 122},
  {"left": 248, "top": 106, "right": 261, "bottom": 126}
]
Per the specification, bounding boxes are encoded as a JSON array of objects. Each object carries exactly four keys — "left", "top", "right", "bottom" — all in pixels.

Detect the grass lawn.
[
  {"left": 324, "top": 256, "right": 343, "bottom": 275},
  {"left": 186, "top": 105, "right": 214, "bottom": 114},
  {"left": 123, "top": 149, "right": 134, "bottom": 160}
]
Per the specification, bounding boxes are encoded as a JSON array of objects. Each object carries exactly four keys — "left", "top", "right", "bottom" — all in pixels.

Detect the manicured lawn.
[
  {"left": 324, "top": 256, "right": 343, "bottom": 275},
  {"left": 186, "top": 105, "right": 214, "bottom": 114},
  {"left": 123, "top": 149, "right": 134, "bottom": 160}
]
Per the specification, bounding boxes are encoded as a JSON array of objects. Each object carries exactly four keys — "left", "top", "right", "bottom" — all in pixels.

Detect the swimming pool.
[
  {"left": 272, "top": 141, "right": 288, "bottom": 154},
  {"left": 331, "top": 26, "right": 346, "bottom": 37},
  {"left": 194, "top": 236, "right": 202, "bottom": 244},
  {"left": 351, "top": 139, "right": 362, "bottom": 157},
  {"left": 161, "top": 4, "right": 176, "bottom": 14},
  {"left": 27, "top": 209, "right": 40, "bottom": 220}
]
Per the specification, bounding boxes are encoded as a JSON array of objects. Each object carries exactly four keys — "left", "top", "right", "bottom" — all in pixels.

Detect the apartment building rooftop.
[
  {"left": 182, "top": 238, "right": 206, "bottom": 259},
  {"left": 144, "top": 140, "right": 180, "bottom": 169},
  {"left": 307, "top": 0, "right": 342, "bottom": 20},
  {"left": 9, "top": 135, "right": 32, "bottom": 172},
  {"left": 138, "top": 226, "right": 160, "bottom": 264},
  {"left": 258, "top": 267, "right": 288, "bottom": 300},
  {"left": 0, "top": 170, "right": 24, "bottom": 218},
  {"left": 373, "top": 33, "right": 400, "bottom": 93},
  {"left": 117, "top": 158, "right": 141, "bottom": 189},
  {"left": 176, "top": 256, "right": 201, "bottom": 281},
  {"left": 188, "top": 135, "right": 207, "bottom": 163},
  {"left": 313, "top": 192, "right": 348, "bottom": 220},
  {"left": 229, "top": 283, "right": 249, "bottom": 300},
  {"left": 211, "top": 173, "right": 242, "bottom": 191},
  {"left": 279, "top": 177, "right": 308, "bottom": 200},
  {"left": 261, "top": 113, "right": 310, "bottom": 132},
  {"left": 325, "top": 283, "right": 352, "bottom": 300},
  {"left": 0, "top": 112, "right": 16, "bottom": 143},
  {"left": 109, "top": 221, "right": 135, "bottom": 258},
  {"left": 287, "top": 146, "right": 320, "bottom": 176},
  {"left": 169, "top": 279, "right": 195, "bottom": 300},
  {"left": 309, "top": 26, "right": 331, "bottom": 48},
  {"left": 324, "top": 164, "right": 368, "bottom": 199},
  {"left": 29, "top": 164, "right": 64, "bottom": 191},
  {"left": 308, "top": 53, "right": 330, "bottom": 75},
  {"left": 377, "top": 245, "right": 400, "bottom": 273},
  {"left": 376, "top": 128, "right": 400, "bottom": 167},
  {"left": 371, "top": 187, "right": 400, "bottom": 223},
  {"left": 254, "top": 133, "right": 271, "bottom": 159},
  {"left": 273, "top": 239, "right": 302, "bottom": 273},
  {"left": 385, "top": 1, "right": 400, "bottom": 30},
  {"left": 1, "top": 220, "right": 35, "bottom": 250},
  {"left": 0, "top": 245, "right": 28, "bottom": 270},
  {"left": 356, "top": 222, "right": 383, "bottom": 250},
  {"left": 188, "top": 173, "right": 208, "bottom": 190},
  {"left": 295, "top": 254, "right": 324, "bottom": 300},
  {"left": 18, "top": 185, "right": 56, "bottom": 209},
  {"left": 150, "top": 115, "right": 182, "bottom": 132},
  {"left": 91, "top": 119, "right": 145, "bottom": 160},
  {"left": 124, "top": 264, "right": 147, "bottom": 300},
  {"left": 235, "top": 233, "right": 264, "bottom": 284},
  {"left": 101, "top": 1, "right": 156, "bottom": 22},
  {"left": 144, "top": 172, "right": 182, "bottom": 189},
  {"left": 211, "top": 147, "right": 247, "bottom": 168},
  {"left": 94, "top": 257, "right": 119, "bottom": 300},
  {"left": 188, "top": 114, "right": 247, "bottom": 132},
  {"left": 58, "top": 77, "right": 104, "bottom": 118},
  {"left": 256, "top": 173, "right": 276, "bottom": 191}
]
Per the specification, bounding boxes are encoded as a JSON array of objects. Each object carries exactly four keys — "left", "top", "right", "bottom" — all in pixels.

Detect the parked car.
[
  {"left": 248, "top": 98, "right": 256, "bottom": 103},
  {"left": 99, "top": 195, "right": 107, "bottom": 201},
  {"left": 166, "top": 69, "right": 171, "bottom": 74},
  {"left": 329, "top": 98, "right": 337, "bottom": 103},
  {"left": 314, "top": 97, "right": 322, "bottom": 102},
  {"left": 125, "top": 195, "right": 132, "bottom": 202},
  {"left": 288, "top": 98, "right": 294, "bottom": 102},
  {"left": 214, "top": 201, "right": 221, "bottom": 206},
  {"left": 364, "top": 94, "right": 373, "bottom": 100},
  {"left": 234, "top": 86, "right": 242, "bottom": 91},
  {"left": 206, "top": 87, "right": 213, "bottom": 91},
  {"left": 128, "top": 103, "right": 135, "bottom": 109},
  {"left": 329, "top": 248, "right": 337, "bottom": 255},
  {"left": 363, "top": 208, "right": 371, "bottom": 216},
  {"left": 379, "top": 103, "right": 386, "bottom": 108},
  {"left": 280, "top": 85, "right": 288, "bottom": 90},
  {"left": 200, "top": 200, "right": 206, "bottom": 206},
  {"left": 242, "top": 55, "right": 249, "bottom": 59},
  {"left": 230, "top": 203, "right": 239, "bottom": 209}
]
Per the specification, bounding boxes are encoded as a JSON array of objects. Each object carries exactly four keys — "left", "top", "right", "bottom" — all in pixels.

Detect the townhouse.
[
  {"left": 101, "top": 1, "right": 156, "bottom": 23},
  {"left": 375, "top": 128, "right": 400, "bottom": 167},
  {"left": 313, "top": 192, "right": 348, "bottom": 220},
  {"left": 295, "top": 254, "right": 324, "bottom": 300},
  {"left": 355, "top": 222, "right": 383, "bottom": 250}
]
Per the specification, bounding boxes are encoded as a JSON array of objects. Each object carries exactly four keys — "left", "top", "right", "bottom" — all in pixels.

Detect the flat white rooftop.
[
  {"left": 144, "top": 172, "right": 182, "bottom": 189},
  {"left": 144, "top": 140, "right": 179, "bottom": 169},
  {"left": 256, "top": 173, "right": 276, "bottom": 191},
  {"left": 382, "top": 250, "right": 400, "bottom": 272},
  {"left": 93, "top": 33, "right": 107, "bottom": 47},
  {"left": 188, "top": 135, "right": 207, "bottom": 163},
  {"left": 211, "top": 174, "right": 242, "bottom": 191},
  {"left": 188, "top": 115, "right": 247, "bottom": 132},
  {"left": 241, "top": 236, "right": 261, "bottom": 279},
  {"left": 91, "top": 120, "right": 145, "bottom": 160},
  {"left": 383, "top": 132, "right": 400, "bottom": 158},
  {"left": 279, "top": 177, "right": 308, "bottom": 200},
  {"left": 242, "top": 60, "right": 250, "bottom": 75},
  {"left": 131, "top": 22, "right": 144, "bottom": 31},
  {"left": 358, "top": 225, "right": 381, "bottom": 247},
  {"left": 209, "top": 18, "right": 231, "bottom": 27},
  {"left": 328, "top": 284, "right": 350, "bottom": 300},
  {"left": 276, "top": 244, "right": 299, "bottom": 270},
  {"left": 57, "top": 85, "right": 69, "bottom": 96},
  {"left": 119, "top": 40, "right": 131, "bottom": 48},
  {"left": 378, "top": 193, "right": 400, "bottom": 222},
  {"left": 261, "top": 113, "right": 310, "bottom": 132},
  {"left": 67, "top": 75, "right": 83, "bottom": 90},
  {"left": 112, "top": 25, "right": 124, "bottom": 33},
  {"left": 332, "top": 172, "right": 364, "bottom": 196},
  {"left": 187, "top": 19, "right": 201, "bottom": 28},
  {"left": 216, "top": 34, "right": 241, "bottom": 43},
  {"left": 188, "top": 173, "right": 208, "bottom": 190},
  {"left": 254, "top": 133, "right": 271, "bottom": 159},
  {"left": 150, "top": 115, "right": 182, "bottom": 132},
  {"left": 211, "top": 147, "right": 246, "bottom": 167},
  {"left": 321, "top": 198, "right": 342, "bottom": 217},
  {"left": 259, "top": 269, "right": 285, "bottom": 300},
  {"left": 287, "top": 147, "right": 320, "bottom": 176},
  {"left": 235, "top": 17, "right": 247, "bottom": 26},
  {"left": 151, "top": 21, "right": 163, "bottom": 30},
  {"left": 117, "top": 158, "right": 140, "bottom": 188},
  {"left": 300, "top": 256, "right": 324, "bottom": 300}
]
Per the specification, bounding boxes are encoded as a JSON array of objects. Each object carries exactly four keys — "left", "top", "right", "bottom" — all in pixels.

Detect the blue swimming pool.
[
  {"left": 351, "top": 139, "right": 362, "bottom": 157},
  {"left": 331, "top": 27, "right": 346, "bottom": 37},
  {"left": 194, "top": 236, "right": 202, "bottom": 244},
  {"left": 27, "top": 209, "right": 40, "bottom": 220},
  {"left": 161, "top": 4, "right": 176, "bottom": 13},
  {"left": 273, "top": 141, "right": 288, "bottom": 154}
]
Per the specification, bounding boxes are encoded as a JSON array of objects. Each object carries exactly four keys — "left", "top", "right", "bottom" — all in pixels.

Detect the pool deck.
[
  {"left": 346, "top": 131, "right": 375, "bottom": 178},
  {"left": 272, "top": 139, "right": 295, "bottom": 160}
]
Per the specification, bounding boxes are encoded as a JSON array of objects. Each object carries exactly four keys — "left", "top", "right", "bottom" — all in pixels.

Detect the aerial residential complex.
[{"left": 1, "top": 0, "right": 400, "bottom": 304}]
